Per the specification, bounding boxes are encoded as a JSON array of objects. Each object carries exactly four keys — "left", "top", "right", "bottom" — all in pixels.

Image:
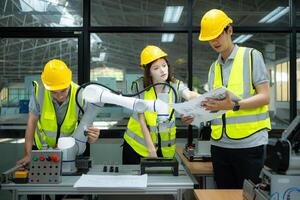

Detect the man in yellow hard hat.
[
  {"left": 17, "top": 59, "right": 100, "bottom": 166},
  {"left": 198, "top": 9, "right": 271, "bottom": 189}
]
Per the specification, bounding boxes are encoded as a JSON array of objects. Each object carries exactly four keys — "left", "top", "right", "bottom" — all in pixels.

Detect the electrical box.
[{"left": 28, "top": 149, "right": 62, "bottom": 184}]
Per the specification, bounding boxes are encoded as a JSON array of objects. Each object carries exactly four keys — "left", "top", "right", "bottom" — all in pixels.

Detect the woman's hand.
[
  {"left": 180, "top": 114, "right": 194, "bottom": 126},
  {"left": 148, "top": 147, "right": 158, "bottom": 158}
]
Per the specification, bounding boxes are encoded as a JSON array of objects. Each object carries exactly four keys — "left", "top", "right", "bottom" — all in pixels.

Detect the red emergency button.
[
  {"left": 39, "top": 155, "right": 45, "bottom": 161},
  {"left": 51, "top": 154, "right": 60, "bottom": 162}
]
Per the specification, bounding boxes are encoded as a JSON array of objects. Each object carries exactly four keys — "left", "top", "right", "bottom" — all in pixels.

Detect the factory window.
[
  {"left": 193, "top": 0, "right": 289, "bottom": 26},
  {"left": 0, "top": 0, "right": 83, "bottom": 27},
  {"left": 6, "top": 88, "right": 29, "bottom": 106},
  {"left": 0, "top": 88, "right": 8, "bottom": 105},
  {"left": 274, "top": 59, "right": 300, "bottom": 103},
  {"left": 91, "top": 0, "right": 187, "bottom": 26},
  {"left": 297, "top": 1, "right": 300, "bottom": 26},
  {"left": 192, "top": 34, "right": 216, "bottom": 93},
  {"left": 276, "top": 62, "right": 290, "bottom": 102},
  {"left": 0, "top": 37, "right": 78, "bottom": 122}
]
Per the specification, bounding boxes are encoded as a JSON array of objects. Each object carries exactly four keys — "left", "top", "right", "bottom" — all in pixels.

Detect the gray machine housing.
[
  {"left": 243, "top": 116, "right": 300, "bottom": 200},
  {"left": 261, "top": 168, "right": 299, "bottom": 200}
]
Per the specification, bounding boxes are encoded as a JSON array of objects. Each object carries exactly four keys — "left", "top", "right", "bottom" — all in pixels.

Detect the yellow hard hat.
[
  {"left": 140, "top": 45, "right": 167, "bottom": 67},
  {"left": 41, "top": 59, "right": 72, "bottom": 91},
  {"left": 199, "top": 9, "right": 233, "bottom": 41}
]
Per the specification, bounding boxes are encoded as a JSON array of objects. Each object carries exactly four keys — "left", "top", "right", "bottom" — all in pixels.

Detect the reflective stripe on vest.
[
  {"left": 131, "top": 112, "right": 175, "bottom": 132},
  {"left": 124, "top": 78, "right": 179, "bottom": 158},
  {"left": 209, "top": 47, "right": 271, "bottom": 140},
  {"left": 33, "top": 81, "right": 82, "bottom": 149}
]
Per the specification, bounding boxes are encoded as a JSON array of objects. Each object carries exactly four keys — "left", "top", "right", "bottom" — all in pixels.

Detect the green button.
[{"left": 32, "top": 156, "right": 38, "bottom": 161}]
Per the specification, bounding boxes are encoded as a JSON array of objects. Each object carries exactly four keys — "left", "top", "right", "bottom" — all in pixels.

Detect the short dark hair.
[{"left": 224, "top": 25, "right": 230, "bottom": 32}]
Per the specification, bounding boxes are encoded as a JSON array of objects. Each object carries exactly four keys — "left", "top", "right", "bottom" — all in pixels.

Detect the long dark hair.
[{"left": 143, "top": 57, "right": 174, "bottom": 89}]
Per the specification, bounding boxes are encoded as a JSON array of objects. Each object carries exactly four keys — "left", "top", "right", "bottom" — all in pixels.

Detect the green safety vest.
[
  {"left": 124, "top": 78, "right": 180, "bottom": 158},
  {"left": 209, "top": 47, "right": 271, "bottom": 140},
  {"left": 33, "top": 81, "right": 82, "bottom": 149}
]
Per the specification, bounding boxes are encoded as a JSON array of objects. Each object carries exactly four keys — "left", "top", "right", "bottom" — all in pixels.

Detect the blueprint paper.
[{"left": 172, "top": 87, "right": 240, "bottom": 127}]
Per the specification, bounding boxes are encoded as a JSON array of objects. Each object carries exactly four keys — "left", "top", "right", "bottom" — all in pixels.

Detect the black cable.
[{"left": 75, "top": 82, "right": 178, "bottom": 118}]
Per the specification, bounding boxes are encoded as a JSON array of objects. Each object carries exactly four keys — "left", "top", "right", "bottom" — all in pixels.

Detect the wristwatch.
[{"left": 232, "top": 101, "right": 240, "bottom": 111}]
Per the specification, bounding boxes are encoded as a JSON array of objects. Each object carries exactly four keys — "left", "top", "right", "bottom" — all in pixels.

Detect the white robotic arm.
[
  {"left": 59, "top": 84, "right": 170, "bottom": 173},
  {"left": 82, "top": 84, "right": 169, "bottom": 115},
  {"left": 72, "top": 82, "right": 171, "bottom": 154}
]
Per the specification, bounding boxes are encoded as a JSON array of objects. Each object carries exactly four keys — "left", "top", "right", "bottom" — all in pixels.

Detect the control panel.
[{"left": 28, "top": 149, "right": 62, "bottom": 184}]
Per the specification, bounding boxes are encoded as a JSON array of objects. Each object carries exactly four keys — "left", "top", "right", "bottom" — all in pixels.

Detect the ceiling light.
[
  {"left": 233, "top": 34, "right": 253, "bottom": 44},
  {"left": 163, "top": 6, "right": 184, "bottom": 23},
  {"left": 161, "top": 33, "right": 175, "bottom": 42},
  {"left": 93, "top": 121, "right": 118, "bottom": 130},
  {"left": 266, "top": 7, "right": 289, "bottom": 23},
  {"left": 0, "top": 138, "right": 14, "bottom": 143},
  {"left": 259, "top": 6, "right": 289, "bottom": 23},
  {"left": 10, "top": 139, "right": 25, "bottom": 144}
]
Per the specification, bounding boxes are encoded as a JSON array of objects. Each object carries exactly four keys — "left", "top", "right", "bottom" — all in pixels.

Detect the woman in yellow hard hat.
[
  {"left": 122, "top": 45, "right": 199, "bottom": 164},
  {"left": 17, "top": 59, "right": 100, "bottom": 167},
  {"left": 196, "top": 9, "right": 271, "bottom": 189}
]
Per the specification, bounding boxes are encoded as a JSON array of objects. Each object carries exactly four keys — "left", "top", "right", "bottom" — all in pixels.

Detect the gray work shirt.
[
  {"left": 163, "top": 80, "right": 189, "bottom": 102},
  {"left": 208, "top": 44, "right": 269, "bottom": 148},
  {"left": 178, "top": 81, "right": 189, "bottom": 101}
]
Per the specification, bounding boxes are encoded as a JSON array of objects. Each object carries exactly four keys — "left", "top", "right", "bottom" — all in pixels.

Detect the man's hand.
[
  {"left": 201, "top": 92, "right": 234, "bottom": 111},
  {"left": 86, "top": 127, "right": 100, "bottom": 143},
  {"left": 17, "top": 154, "right": 31, "bottom": 166},
  {"left": 181, "top": 114, "right": 194, "bottom": 126}
]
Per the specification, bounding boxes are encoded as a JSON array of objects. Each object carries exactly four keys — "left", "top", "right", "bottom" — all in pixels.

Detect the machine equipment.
[
  {"left": 140, "top": 157, "right": 179, "bottom": 176},
  {"left": 2, "top": 149, "right": 62, "bottom": 184},
  {"left": 183, "top": 121, "right": 212, "bottom": 162},
  {"left": 243, "top": 116, "right": 300, "bottom": 200},
  {"left": 1, "top": 165, "right": 28, "bottom": 184},
  {"left": 28, "top": 149, "right": 62, "bottom": 184},
  {"left": 58, "top": 82, "right": 175, "bottom": 174}
]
